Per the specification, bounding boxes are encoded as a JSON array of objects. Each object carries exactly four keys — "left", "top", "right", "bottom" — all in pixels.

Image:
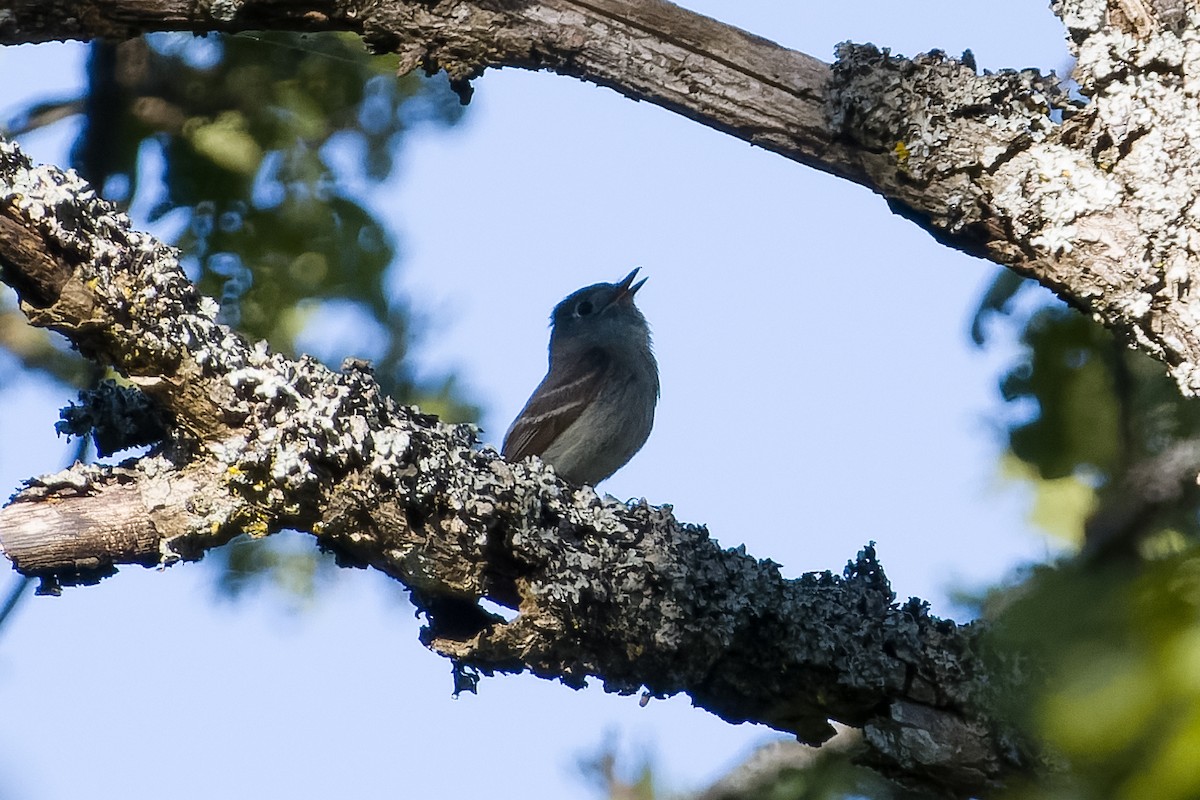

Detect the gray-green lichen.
[
  {"left": 828, "top": 9, "right": 1200, "bottom": 397},
  {"left": 1059, "top": 2, "right": 1200, "bottom": 389},
  {"left": 828, "top": 44, "right": 1072, "bottom": 237}
]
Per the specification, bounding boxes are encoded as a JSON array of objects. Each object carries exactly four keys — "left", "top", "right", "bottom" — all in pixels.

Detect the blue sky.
[{"left": 0, "top": 4, "right": 1069, "bottom": 798}]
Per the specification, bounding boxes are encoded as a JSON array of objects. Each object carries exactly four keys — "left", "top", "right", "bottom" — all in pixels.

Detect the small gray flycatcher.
[{"left": 502, "top": 268, "right": 659, "bottom": 485}]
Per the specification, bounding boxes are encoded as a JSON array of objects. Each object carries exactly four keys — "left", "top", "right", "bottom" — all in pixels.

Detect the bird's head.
[{"left": 549, "top": 268, "right": 650, "bottom": 356}]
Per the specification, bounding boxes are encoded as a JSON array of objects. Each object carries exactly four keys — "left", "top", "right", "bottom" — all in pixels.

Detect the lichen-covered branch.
[
  {"left": 9, "top": 2, "right": 1196, "bottom": 793},
  {"left": 4, "top": 2, "right": 1200, "bottom": 397},
  {"left": 0, "top": 139, "right": 1024, "bottom": 796}
]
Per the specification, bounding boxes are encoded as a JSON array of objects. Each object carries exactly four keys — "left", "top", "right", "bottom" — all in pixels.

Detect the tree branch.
[
  {"left": 11, "top": 2, "right": 1193, "bottom": 793},
  {"left": 4, "top": 2, "right": 1200, "bottom": 398},
  {"left": 0, "top": 138, "right": 1024, "bottom": 797}
]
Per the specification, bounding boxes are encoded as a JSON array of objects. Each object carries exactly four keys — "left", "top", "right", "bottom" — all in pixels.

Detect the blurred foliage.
[
  {"left": 974, "top": 269, "right": 1200, "bottom": 799},
  {"left": 973, "top": 270, "right": 1200, "bottom": 558},
  {"left": 991, "top": 553, "right": 1200, "bottom": 800},
  {"left": 2, "top": 32, "right": 478, "bottom": 602},
  {"left": 578, "top": 734, "right": 904, "bottom": 800},
  {"left": 216, "top": 530, "right": 339, "bottom": 611},
  {"left": 578, "top": 737, "right": 658, "bottom": 800}
]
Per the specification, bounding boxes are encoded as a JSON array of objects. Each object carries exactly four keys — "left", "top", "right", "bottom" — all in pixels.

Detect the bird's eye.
[{"left": 576, "top": 300, "right": 594, "bottom": 316}]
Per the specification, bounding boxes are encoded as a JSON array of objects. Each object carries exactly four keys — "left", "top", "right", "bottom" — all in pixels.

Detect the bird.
[{"left": 502, "top": 268, "right": 659, "bottom": 486}]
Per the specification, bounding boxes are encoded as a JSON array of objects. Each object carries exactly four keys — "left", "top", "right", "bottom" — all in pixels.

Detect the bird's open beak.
[{"left": 613, "top": 268, "right": 647, "bottom": 306}]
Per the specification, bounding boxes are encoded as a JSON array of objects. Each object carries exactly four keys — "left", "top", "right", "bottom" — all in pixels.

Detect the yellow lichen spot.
[
  {"left": 1061, "top": 169, "right": 1072, "bottom": 178},
  {"left": 226, "top": 465, "right": 243, "bottom": 477},
  {"left": 894, "top": 141, "right": 910, "bottom": 164}
]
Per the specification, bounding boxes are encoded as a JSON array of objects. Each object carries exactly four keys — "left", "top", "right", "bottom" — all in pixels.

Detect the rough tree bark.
[{"left": 1, "top": 0, "right": 1196, "bottom": 797}]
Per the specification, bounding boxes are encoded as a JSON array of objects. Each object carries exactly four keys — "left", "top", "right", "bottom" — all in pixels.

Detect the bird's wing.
[{"left": 502, "top": 348, "right": 610, "bottom": 462}]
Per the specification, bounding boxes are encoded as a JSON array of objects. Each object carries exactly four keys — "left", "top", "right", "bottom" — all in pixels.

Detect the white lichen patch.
[
  {"left": 993, "top": 145, "right": 1120, "bottom": 254},
  {"left": 369, "top": 428, "right": 416, "bottom": 481},
  {"left": 1054, "top": 0, "right": 1107, "bottom": 45},
  {"left": 1040, "top": 2, "right": 1200, "bottom": 395},
  {"left": 3, "top": 162, "right": 98, "bottom": 224},
  {"left": 228, "top": 365, "right": 303, "bottom": 402},
  {"left": 829, "top": 42, "right": 1068, "bottom": 237},
  {"left": 1112, "top": 290, "right": 1154, "bottom": 321},
  {"left": 566, "top": 492, "right": 629, "bottom": 537},
  {"left": 204, "top": 0, "right": 244, "bottom": 23}
]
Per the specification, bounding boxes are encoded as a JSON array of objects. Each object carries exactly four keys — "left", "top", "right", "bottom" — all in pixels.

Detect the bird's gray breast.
[{"left": 541, "top": 364, "right": 657, "bottom": 485}]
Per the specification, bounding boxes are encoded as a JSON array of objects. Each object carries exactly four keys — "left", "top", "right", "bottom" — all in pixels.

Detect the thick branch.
[
  {"left": 0, "top": 139, "right": 1025, "bottom": 797},
  {"left": 6, "top": 1, "right": 1200, "bottom": 398}
]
